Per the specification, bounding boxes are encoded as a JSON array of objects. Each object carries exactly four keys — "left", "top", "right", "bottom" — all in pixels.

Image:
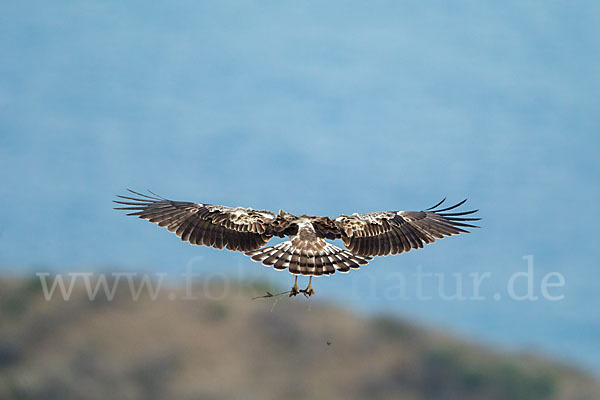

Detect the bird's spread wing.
[
  {"left": 114, "top": 190, "right": 276, "bottom": 252},
  {"left": 334, "top": 199, "right": 479, "bottom": 257}
]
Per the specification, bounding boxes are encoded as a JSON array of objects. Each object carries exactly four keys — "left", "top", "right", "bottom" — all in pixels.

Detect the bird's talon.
[
  {"left": 302, "top": 276, "right": 315, "bottom": 297},
  {"left": 300, "top": 287, "right": 315, "bottom": 297},
  {"left": 289, "top": 276, "right": 300, "bottom": 297}
]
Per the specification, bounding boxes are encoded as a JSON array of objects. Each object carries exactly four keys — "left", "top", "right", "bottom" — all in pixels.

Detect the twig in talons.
[
  {"left": 251, "top": 287, "right": 315, "bottom": 300},
  {"left": 251, "top": 291, "right": 273, "bottom": 300},
  {"left": 251, "top": 290, "right": 292, "bottom": 300}
]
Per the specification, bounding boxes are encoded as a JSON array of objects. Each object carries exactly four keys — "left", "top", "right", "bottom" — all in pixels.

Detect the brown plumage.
[
  {"left": 334, "top": 198, "right": 480, "bottom": 258},
  {"left": 114, "top": 190, "right": 479, "bottom": 278}
]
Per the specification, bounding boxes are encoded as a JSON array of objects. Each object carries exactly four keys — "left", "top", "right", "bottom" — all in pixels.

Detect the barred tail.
[{"left": 245, "top": 240, "right": 371, "bottom": 276}]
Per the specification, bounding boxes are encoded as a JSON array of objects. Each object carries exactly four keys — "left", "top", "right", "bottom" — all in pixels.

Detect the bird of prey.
[{"left": 114, "top": 190, "right": 479, "bottom": 297}]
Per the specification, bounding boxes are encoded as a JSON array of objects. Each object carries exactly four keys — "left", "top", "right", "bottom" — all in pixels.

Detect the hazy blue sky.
[{"left": 1, "top": 1, "right": 599, "bottom": 372}]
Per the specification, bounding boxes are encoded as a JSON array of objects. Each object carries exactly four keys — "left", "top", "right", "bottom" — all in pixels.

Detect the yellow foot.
[
  {"left": 301, "top": 285, "right": 315, "bottom": 297},
  {"left": 289, "top": 283, "right": 300, "bottom": 297}
]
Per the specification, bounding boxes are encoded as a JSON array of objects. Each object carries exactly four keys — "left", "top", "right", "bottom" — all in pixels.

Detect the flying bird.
[{"left": 114, "top": 190, "right": 479, "bottom": 297}]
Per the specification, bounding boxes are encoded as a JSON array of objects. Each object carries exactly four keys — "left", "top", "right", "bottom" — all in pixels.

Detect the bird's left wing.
[
  {"left": 114, "top": 190, "right": 276, "bottom": 252},
  {"left": 334, "top": 199, "right": 479, "bottom": 257}
]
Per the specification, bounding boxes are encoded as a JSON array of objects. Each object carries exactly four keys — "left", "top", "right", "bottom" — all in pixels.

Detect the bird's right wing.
[
  {"left": 334, "top": 199, "right": 479, "bottom": 257},
  {"left": 114, "top": 190, "right": 276, "bottom": 252}
]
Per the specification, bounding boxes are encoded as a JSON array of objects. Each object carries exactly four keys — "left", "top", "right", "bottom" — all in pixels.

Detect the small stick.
[{"left": 251, "top": 290, "right": 292, "bottom": 300}]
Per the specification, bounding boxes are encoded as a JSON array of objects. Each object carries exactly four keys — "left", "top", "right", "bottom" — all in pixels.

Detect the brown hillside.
[{"left": 0, "top": 278, "right": 598, "bottom": 400}]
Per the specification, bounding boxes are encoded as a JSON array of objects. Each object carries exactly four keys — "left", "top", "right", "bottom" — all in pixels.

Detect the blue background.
[{"left": 1, "top": 1, "right": 599, "bottom": 373}]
